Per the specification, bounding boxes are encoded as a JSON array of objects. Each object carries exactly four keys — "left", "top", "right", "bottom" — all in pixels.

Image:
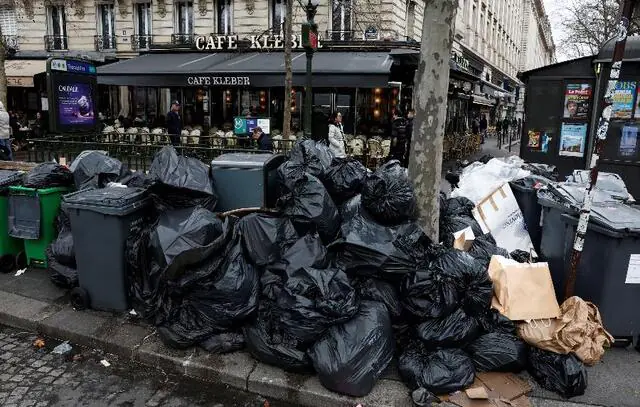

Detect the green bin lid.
[
  {"left": 0, "top": 170, "right": 22, "bottom": 187},
  {"left": 63, "top": 187, "right": 148, "bottom": 210}
]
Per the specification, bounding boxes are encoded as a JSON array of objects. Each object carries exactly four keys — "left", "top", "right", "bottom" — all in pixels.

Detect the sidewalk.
[{"left": 1, "top": 266, "right": 639, "bottom": 407}]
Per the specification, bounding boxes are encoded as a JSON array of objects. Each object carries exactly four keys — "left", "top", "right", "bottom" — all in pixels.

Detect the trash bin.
[
  {"left": 510, "top": 178, "right": 545, "bottom": 253},
  {"left": 558, "top": 204, "right": 640, "bottom": 338},
  {"left": 62, "top": 187, "right": 150, "bottom": 311},
  {"left": 0, "top": 171, "right": 25, "bottom": 271},
  {"left": 211, "top": 153, "right": 286, "bottom": 212},
  {"left": 8, "top": 186, "right": 71, "bottom": 268}
]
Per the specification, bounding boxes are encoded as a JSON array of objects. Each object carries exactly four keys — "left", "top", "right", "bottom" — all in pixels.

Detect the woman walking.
[{"left": 328, "top": 111, "right": 346, "bottom": 158}]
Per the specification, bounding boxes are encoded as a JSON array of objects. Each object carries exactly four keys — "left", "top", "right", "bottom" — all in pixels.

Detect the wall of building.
[{"left": 518, "top": 0, "right": 555, "bottom": 72}]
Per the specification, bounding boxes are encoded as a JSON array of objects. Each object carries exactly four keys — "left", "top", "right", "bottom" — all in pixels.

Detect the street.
[{"left": 0, "top": 325, "right": 291, "bottom": 407}]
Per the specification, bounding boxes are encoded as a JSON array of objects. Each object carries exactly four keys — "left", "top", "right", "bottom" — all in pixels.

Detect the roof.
[
  {"left": 596, "top": 36, "right": 640, "bottom": 62},
  {"left": 518, "top": 56, "right": 594, "bottom": 80}
]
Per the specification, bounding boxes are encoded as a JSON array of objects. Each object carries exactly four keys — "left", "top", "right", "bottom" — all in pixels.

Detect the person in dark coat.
[
  {"left": 479, "top": 114, "right": 487, "bottom": 144},
  {"left": 252, "top": 126, "right": 273, "bottom": 151},
  {"left": 390, "top": 109, "right": 408, "bottom": 164},
  {"left": 166, "top": 101, "right": 182, "bottom": 146},
  {"left": 471, "top": 116, "right": 479, "bottom": 135},
  {"left": 404, "top": 109, "right": 415, "bottom": 167}
]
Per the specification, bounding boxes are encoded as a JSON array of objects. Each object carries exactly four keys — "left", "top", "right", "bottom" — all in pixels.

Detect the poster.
[
  {"left": 559, "top": 123, "right": 587, "bottom": 157},
  {"left": 620, "top": 125, "right": 639, "bottom": 157},
  {"left": 612, "top": 81, "right": 636, "bottom": 119},
  {"left": 527, "top": 130, "right": 541, "bottom": 149},
  {"left": 56, "top": 82, "right": 95, "bottom": 126},
  {"left": 563, "top": 84, "right": 592, "bottom": 119}
]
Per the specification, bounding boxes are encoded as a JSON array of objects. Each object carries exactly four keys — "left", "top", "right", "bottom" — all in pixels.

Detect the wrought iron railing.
[
  {"left": 326, "top": 30, "right": 356, "bottom": 41},
  {"left": 171, "top": 33, "right": 197, "bottom": 46},
  {"left": 130, "top": 34, "right": 153, "bottom": 50},
  {"left": 44, "top": 35, "right": 68, "bottom": 51},
  {"left": 94, "top": 34, "right": 117, "bottom": 51}
]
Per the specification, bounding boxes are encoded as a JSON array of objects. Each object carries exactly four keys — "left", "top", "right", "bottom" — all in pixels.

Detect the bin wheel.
[
  {"left": 0, "top": 254, "right": 15, "bottom": 273},
  {"left": 15, "top": 251, "right": 26, "bottom": 270},
  {"left": 70, "top": 287, "right": 90, "bottom": 310}
]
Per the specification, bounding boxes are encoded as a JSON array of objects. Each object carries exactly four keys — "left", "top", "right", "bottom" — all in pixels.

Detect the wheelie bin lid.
[
  {"left": 561, "top": 203, "right": 640, "bottom": 238},
  {"left": 62, "top": 187, "right": 150, "bottom": 216}
]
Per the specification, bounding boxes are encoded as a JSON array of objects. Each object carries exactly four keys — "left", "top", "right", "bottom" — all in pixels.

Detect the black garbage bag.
[
  {"left": 278, "top": 140, "right": 334, "bottom": 189},
  {"left": 398, "top": 343, "right": 475, "bottom": 393},
  {"left": 46, "top": 246, "right": 78, "bottom": 288},
  {"left": 199, "top": 332, "right": 245, "bottom": 354},
  {"left": 119, "top": 171, "right": 151, "bottom": 188},
  {"left": 477, "top": 308, "right": 516, "bottom": 335},
  {"left": 337, "top": 208, "right": 432, "bottom": 281},
  {"left": 149, "top": 146, "right": 217, "bottom": 211},
  {"left": 280, "top": 233, "right": 330, "bottom": 271},
  {"left": 430, "top": 250, "right": 493, "bottom": 316},
  {"left": 150, "top": 208, "right": 226, "bottom": 281},
  {"left": 68, "top": 151, "right": 125, "bottom": 189},
  {"left": 401, "top": 270, "right": 459, "bottom": 320},
  {"left": 243, "top": 302, "right": 314, "bottom": 373},
  {"left": 338, "top": 194, "right": 362, "bottom": 219},
  {"left": 49, "top": 230, "right": 75, "bottom": 268},
  {"left": 238, "top": 213, "right": 299, "bottom": 267},
  {"left": 279, "top": 173, "right": 340, "bottom": 244},
  {"left": 467, "top": 333, "right": 528, "bottom": 373},
  {"left": 158, "top": 229, "right": 259, "bottom": 349},
  {"left": 323, "top": 157, "right": 367, "bottom": 204},
  {"left": 528, "top": 348, "right": 588, "bottom": 398},
  {"left": 353, "top": 278, "right": 403, "bottom": 321},
  {"left": 23, "top": 162, "right": 73, "bottom": 188},
  {"left": 278, "top": 266, "right": 359, "bottom": 344},
  {"left": 308, "top": 301, "right": 394, "bottom": 397},
  {"left": 361, "top": 160, "right": 417, "bottom": 226},
  {"left": 439, "top": 215, "right": 483, "bottom": 247},
  {"left": 467, "top": 233, "right": 511, "bottom": 266},
  {"left": 510, "top": 249, "right": 534, "bottom": 263},
  {"left": 443, "top": 197, "right": 475, "bottom": 217},
  {"left": 416, "top": 307, "right": 481, "bottom": 348}
]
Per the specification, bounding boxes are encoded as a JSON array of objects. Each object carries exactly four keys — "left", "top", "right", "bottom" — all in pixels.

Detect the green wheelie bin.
[{"left": 0, "top": 171, "right": 26, "bottom": 272}]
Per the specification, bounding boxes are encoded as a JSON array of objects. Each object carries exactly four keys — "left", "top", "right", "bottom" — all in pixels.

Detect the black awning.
[{"left": 97, "top": 51, "right": 394, "bottom": 88}]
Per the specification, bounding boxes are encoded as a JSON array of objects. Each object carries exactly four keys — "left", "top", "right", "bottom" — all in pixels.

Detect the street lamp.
[{"left": 301, "top": 0, "right": 320, "bottom": 139}]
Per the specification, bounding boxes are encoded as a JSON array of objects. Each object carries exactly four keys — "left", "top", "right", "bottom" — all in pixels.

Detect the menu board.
[
  {"left": 611, "top": 81, "right": 636, "bottom": 119},
  {"left": 563, "top": 84, "right": 592, "bottom": 119}
]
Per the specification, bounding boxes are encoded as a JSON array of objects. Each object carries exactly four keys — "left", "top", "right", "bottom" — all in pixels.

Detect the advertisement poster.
[
  {"left": 57, "top": 82, "right": 95, "bottom": 125},
  {"left": 563, "top": 84, "right": 592, "bottom": 119},
  {"left": 559, "top": 123, "right": 587, "bottom": 157},
  {"left": 612, "top": 81, "right": 636, "bottom": 119},
  {"left": 620, "top": 125, "right": 639, "bottom": 157},
  {"left": 527, "top": 130, "right": 541, "bottom": 149}
]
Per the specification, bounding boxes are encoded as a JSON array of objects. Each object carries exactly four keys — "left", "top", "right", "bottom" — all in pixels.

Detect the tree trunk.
[
  {"left": 407, "top": 0, "right": 458, "bottom": 242},
  {"left": 282, "top": 0, "right": 294, "bottom": 140},
  {"left": 0, "top": 25, "right": 7, "bottom": 108}
]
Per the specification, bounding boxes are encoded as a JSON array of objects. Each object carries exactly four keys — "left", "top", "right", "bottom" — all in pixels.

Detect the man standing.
[
  {"left": 479, "top": 114, "right": 488, "bottom": 144},
  {"left": 166, "top": 101, "right": 182, "bottom": 146},
  {"left": 252, "top": 127, "right": 273, "bottom": 151},
  {"left": 404, "top": 109, "right": 415, "bottom": 167},
  {"left": 390, "top": 109, "right": 408, "bottom": 164},
  {"left": 0, "top": 103, "right": 12, "bottom": 160}
]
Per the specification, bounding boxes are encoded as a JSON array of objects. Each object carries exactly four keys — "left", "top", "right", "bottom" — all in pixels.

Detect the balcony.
[
  {"left": 94, "top": 34, "right": 117, "bottom": 51},
  {"left": 130, "top": 34, "right": 153, "bottom": 50},
  {"left": 3, "top": 35, "right": 18, "bottom": 50},
  {"left": 171, "top": 33, "right": 197, "bottom": 47},
  {"left": 326, "top": 30, "right": 356, "bottom": 41},
  {"left": 44, "top": 35, "right": 68, "bottom": 51}
]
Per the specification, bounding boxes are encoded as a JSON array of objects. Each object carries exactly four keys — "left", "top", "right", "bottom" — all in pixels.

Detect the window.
[
  {"left": 270, "top": 0, "right": 284, "bottom": 34},
  {"left": 0, "top": 6, "right": 17, "bottom": 36},
  {"left": 97, "top": 3, "right": 116, "bottom": 50},
  {"left": 217, "top": 0, "right": 232, "bottom": 34},
  {"left": 175, "top": 1, "right": 193, "bottom": 34},
  {"left": 405, "top": 0, "right": 415, "bottom": 39},
  {"left": 135, "top": 3, "right": 152, "bottom": 49},
  {"left": 46, "top": 5, "right": 67, "bottom": 50},
  {"left": 331, "top": 0, "right": 352, "bottom": 40}
]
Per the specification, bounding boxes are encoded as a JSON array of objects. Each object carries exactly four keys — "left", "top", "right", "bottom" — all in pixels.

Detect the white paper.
[
  {"left": 624, "top": 254, "right": 640, "bottom": 284},
  {"left": 41, "top": 98, "right": 49, "bottom": 111},
  {"left": 257, "top": 118, "right": 271, "bottom": 135}
]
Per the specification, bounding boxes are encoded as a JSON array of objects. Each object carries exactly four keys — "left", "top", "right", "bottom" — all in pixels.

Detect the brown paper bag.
[
  {"left": 488, "top": 255, "right": 560, "bottom": 321},
  {"left": 517, "top": 296, "right": 614, "bottom": 365}
]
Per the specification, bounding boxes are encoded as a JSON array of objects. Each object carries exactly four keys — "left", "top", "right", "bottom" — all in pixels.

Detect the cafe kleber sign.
[
  {"left": 195, "top": 33, "right": 323, "bottom": 50},
  {"left": 186, "top": 76, "right": 251, "bottom": 86}
]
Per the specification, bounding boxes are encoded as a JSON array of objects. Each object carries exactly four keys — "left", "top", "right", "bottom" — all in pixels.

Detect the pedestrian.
[
  {"left": 8, "top": 110, "right": 18, "bottom": 137},
  {"left": 471, "top": 115, "right": 479, "bottom": 135},
  {"left": 0, "top": 102, "right": 13, "bottom": 161},
  {"left": 32, "top": 111, "right": 45, "bottom": 138},
  {"left": 479, "top": 114, "right": 488, "bottom": 144},
  {"left": 252, "top": 126, "right": 273, "bottom": 151},
  {"left": 166, "top": 101, "right": 182, "bottom": 146},
  {"left": 502, "top": 117, "right": 510, "bottom": 143},
  {"left": 496, "top": 118, "right": 502, "bottom": 138},
  {"left": 404, "top": 109, "right": 415, "bottom": 167},
  {"left": 390, "top": 109, "right": 408, "bottom": 163},
  {"left": 328, "top": 111, "right": 346, "bottom": 158}
]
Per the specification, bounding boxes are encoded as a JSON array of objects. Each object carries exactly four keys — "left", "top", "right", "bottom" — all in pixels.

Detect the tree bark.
[
  {"left": 0, "top": 25, "right": 7, "bottom": 108},
  {"left": 282, "top": 0, "right": 294, "bottom": 140},
  {"left": 407, "top": 0, "right": 458, "bottom": 242}
]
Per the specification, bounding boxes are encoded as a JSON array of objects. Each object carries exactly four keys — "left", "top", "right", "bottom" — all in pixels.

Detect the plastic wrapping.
[
  {"left": 477, "top": 309, "right": 517, "bottom": 335},
  {"left": 361, "top": 161, "right": 417, "bottom": 225},
  {"left": 528, "top": 347, "right": 588, "bottom": 398},
  {"left": 451, "top": 158, "right": 531, "bottom": 203},
  {"left": 467, "top": 333, "right": 528, "bottom": 372},
  {"left": 443, "top": 197, "right": 476, "bottom": 217},
  {"left": 238, "top": 213, "right": 299, "bottom": 266},
  {"left": 467, "top": 233, "right": 511, "bottom": 267},
  {"left": 69, "top": 151, "right": 125, "bottom": 189},
  {"left": 415, "top": 307, "right": 482, "bottom": 348},
  {"left": 23, "top": 162, "right": 74, "bottom": 188},
  {"left": 308, "top": 301, "right": 394, "bottom": 397},
  {"left": 323, "top": 157, "right": 367, "bottom": 204}
]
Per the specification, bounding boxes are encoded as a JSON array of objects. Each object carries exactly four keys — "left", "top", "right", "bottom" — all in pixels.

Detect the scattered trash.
[
  {"left": 100, "top": 359, "right": 111, "bottom": 367},
  {"left": 129, "top": 309, "right": 138, "bottom": 316},
  {"left": 52, "top": 341, "right": 72, "bottom": 355},
  {"left": 527, "top": 347, "right": 587, "bottom": 398},
  {"left": 33, "top": 338, "right": 45, "bottom": 349},
  {"left": 411, "top": 388, "right": 439, "bottom": 406},
  {"left": 14, "top": 268, "right": 26, "bottom": 276},
  {"left": 22, "top": 161, "right": 74, "bottom": 188}
]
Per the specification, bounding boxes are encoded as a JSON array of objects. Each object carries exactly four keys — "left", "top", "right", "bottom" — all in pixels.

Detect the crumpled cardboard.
[
  {"left": 517, "top": 296, "right": 614, "bottom": 366},
  {"left": 454, "top": 227, "right": 476, "bottom": 251},
  {"left": 449, "top": 373, "right": 532, "bottom": 407},
  {"left": 488, "top": 255, "right": 561, "bottom": 321}
]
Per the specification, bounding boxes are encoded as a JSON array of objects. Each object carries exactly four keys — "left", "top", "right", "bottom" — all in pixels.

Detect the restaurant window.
[
  {"left": 0, "top": 6, "right": 17, "bottom": 37},
  {"left": 46, "top": 5, "right": 68, "bottom": 50},
  {"left": 97, "top": 3, "right": 116, "bottom": 50},
  {"left": 134, "top": 88, "right": 158, "bottom": 125},
  {"left": 331, "top": 0, "right": 352, "bottom": 40},
  {"left": 174, "top": 1, "right": 194, "bottom": 36},
  {"left": 217, "top": 0, "right": 233, "bottom": 34},
  {"left": 240, "top": 89, "right": 268, "bottom": 116},
  {"left": 270, "top": 0, "right": 285, "bottom": 34},
  {"left": 134, "top": 2, "right": 152, "bottom": 49}
]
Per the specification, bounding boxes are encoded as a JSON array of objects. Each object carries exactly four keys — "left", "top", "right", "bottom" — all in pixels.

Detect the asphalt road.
[{"left": 0, "top": 325, "right": 296, "bottom": 407}]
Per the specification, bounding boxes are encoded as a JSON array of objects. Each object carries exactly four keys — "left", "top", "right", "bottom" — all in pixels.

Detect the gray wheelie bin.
[{"left": 62, "top": 187, "right": 150, "bottom": 311}]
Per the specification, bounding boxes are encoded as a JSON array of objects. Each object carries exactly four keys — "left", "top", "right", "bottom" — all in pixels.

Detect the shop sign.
[
  {"left": 195, "top": 34, "right": 323, "bottom": 51},
  {"left": 7, "top": 77, "right": 34, "bottom": 87},
  {"left": 451, "top": 52, "right": 470, "bottom": 71},
  {"left": 187, "top": 76, "right": 251, "bottom": 86}
]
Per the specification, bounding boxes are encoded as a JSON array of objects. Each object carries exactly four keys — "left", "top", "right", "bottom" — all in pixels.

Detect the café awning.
[
  {"left": 97, "top": 51, "right": 395, "bottom": 88},
  {"left": 5, "top": 59, "right": 46, "bottom": 87}
]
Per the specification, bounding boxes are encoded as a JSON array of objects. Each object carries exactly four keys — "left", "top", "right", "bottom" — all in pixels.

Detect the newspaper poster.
[
  {"left": 612, "top": 81, "right": 636, "bottom": 119},
  {"left": 563, "top": 84, "right": 592, "bottom": 119},
  {"left": 527, "top": 130, "right": 541, "bottom": 149},
  {"left": 559, "top": 123, "right": 587, "bottom": 157},
  {"left": 620, "top": 125, "right": 639, "bottom": 157}
]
